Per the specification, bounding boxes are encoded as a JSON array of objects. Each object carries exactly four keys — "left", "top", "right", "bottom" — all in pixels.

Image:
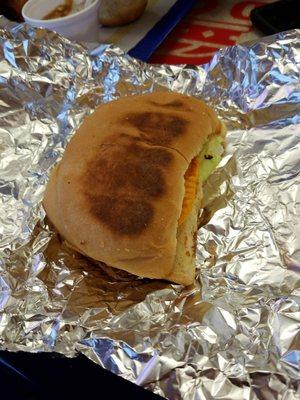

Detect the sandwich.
[{"left": 43, "top": 92, "right": 226, "bottom": 285}]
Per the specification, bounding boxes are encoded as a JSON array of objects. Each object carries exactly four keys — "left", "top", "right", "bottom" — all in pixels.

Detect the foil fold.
[{"left": 0, "top": 20, "right": 299, "bottom": 399}]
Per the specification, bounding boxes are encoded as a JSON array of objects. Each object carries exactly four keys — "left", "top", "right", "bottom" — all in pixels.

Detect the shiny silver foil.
[{"left": 0, "top": 20, "right": 299, "bottom": 399}]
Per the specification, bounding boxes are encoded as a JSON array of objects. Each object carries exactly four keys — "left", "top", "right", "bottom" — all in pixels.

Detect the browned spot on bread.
[
  {"left": 82, "top": 142, "right": 173, "bottom": 235},
  {"left": 89, "top": 195, "right": 153, "bottom": 235},
  {"left": 149, "top": 99, "right": 189, "bottom": 110},
  {"left": 123, "top": 112, "right": 188, "bottom": 146},
  {"left": 129, "top": 163, "right": 165, "bottom": 197},
  {"left": 111, "top": 161, "right": 166, "bottom": 198},
  {"left": 127, "top": 142, "right": 173, "bottom": 166}
]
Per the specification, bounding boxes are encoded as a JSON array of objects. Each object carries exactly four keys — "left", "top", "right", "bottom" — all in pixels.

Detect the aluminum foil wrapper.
[{"left": 0, "top": 20, "right": 299, "bottom": 399}]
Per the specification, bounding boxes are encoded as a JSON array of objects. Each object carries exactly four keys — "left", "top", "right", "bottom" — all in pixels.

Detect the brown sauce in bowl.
[{"left": 43, "top": 0, "right": 73, "bottom": 19}]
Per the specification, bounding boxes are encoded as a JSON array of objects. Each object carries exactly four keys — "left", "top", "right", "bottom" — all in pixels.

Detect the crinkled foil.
[{"left": 0, "top": 20, "right": 299, "bottom": 399}]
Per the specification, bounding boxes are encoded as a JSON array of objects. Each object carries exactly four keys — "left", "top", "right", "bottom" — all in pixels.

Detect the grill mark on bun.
[
  {"left": 89, "top": 195, "right": 153, "bottom": 235},
  {"left": 122, "top": 112, "right": 188, "bottom": 146},
  {"left": 118, "top": 161, "right": 165, "bottom": 197},
  {"left": 83, "top": 142, "right": 173, "bottom": 235},
  {"left": 148, "top": 100, "right": 190, "bottom": 110},
  {"left": 127, "top": 142, "right": 172, "bottom": 166}
]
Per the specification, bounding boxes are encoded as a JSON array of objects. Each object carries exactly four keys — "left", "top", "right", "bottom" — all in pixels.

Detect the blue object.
[{"left": 128, "top": 0, "right": 197, "bottom": 61}]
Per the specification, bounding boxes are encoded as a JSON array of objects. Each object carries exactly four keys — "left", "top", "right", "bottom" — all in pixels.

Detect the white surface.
[{"left": 22, "top": 0, "right": 100, "bottom": 42}]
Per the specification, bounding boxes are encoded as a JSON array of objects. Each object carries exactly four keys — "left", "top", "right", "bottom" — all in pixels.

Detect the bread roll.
[{"left": 99, "top": 0, "right": 148, "bottom": 26}]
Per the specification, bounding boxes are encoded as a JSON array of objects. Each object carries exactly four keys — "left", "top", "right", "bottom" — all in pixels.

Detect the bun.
[
  {"left": 43, "top": 92, "right": 223, "bottom": 285},
  {"left": 99, "top": 0, "right": 148, "bottom": 27}
]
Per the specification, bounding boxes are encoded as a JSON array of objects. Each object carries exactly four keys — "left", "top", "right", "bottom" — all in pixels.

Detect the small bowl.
[{"left": 22, "top": 0, "right": 100, "bottom": 42}]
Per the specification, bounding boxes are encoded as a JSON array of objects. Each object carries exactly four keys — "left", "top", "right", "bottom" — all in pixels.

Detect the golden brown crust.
[
  {"left": 82, "top": 142, "right": 173, "bottom": 235},
  {"left": 43, "top": 92, "right": 221, "bottom": 282},
  {"left": 99, "top": 0, "right": 148, "bottom": 27}
]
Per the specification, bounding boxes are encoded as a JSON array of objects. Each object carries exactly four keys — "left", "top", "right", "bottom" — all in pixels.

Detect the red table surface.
[{"left": 150, "top": 0, "right": 272, "bottom": 65}]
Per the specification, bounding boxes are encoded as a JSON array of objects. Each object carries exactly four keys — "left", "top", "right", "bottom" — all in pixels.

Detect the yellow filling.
[
  {"left": 178, "top": 157, "right": 199, "bottom": 225},
  {"left": 178, "top": 136, "right": 224, "bottom": 225}
]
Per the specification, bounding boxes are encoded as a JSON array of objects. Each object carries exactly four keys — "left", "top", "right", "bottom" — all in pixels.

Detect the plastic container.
[{"left": 22, "top": 0, "right": 100, "bottom": 42}]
